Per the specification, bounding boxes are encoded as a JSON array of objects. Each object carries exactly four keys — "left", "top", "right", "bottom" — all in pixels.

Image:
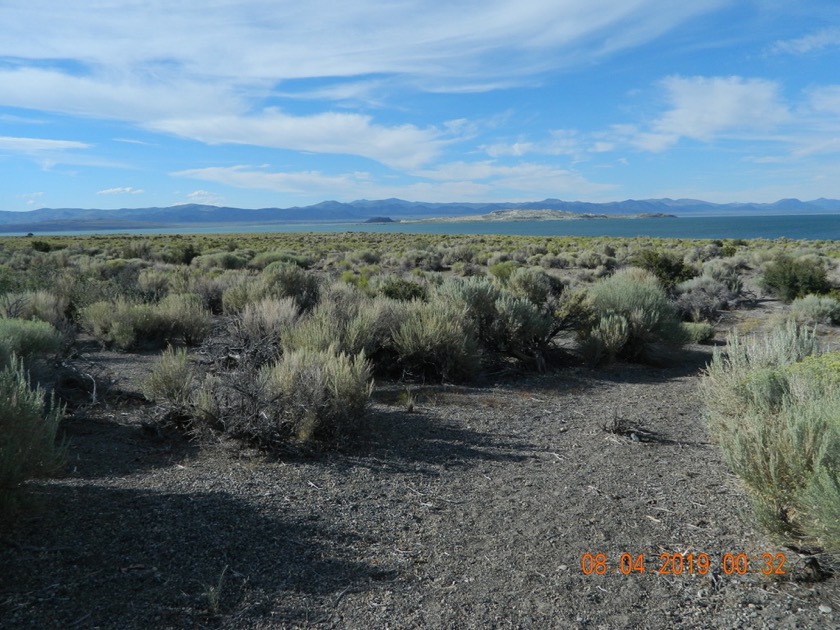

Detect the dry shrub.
[{"left": 0, "top": 359, "right": 66, "bottom": 509}]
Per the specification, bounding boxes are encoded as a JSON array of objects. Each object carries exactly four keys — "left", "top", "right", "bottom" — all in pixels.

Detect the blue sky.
[{"left": 1, "top": 1, "right": 839, "bottom": 211}]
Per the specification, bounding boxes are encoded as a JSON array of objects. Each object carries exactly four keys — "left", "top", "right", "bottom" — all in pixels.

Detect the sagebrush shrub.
[
  {"left": 157, "top": 293, "right": 213, "bottom": 345},
  {"left": 761, "top": 255, "right": 831, "bottom": 302},
  {"left": 261, "top": 264, "right": 321, "bottom": 311},
  {"left": 674, "top": 275, "right": 737, "bottom": 322},
  {"left": 492, "top": 293, "right": 554, "bottom": 359},
  {"left": 0, "top": 359, "right": 65, "bottom": 503},
  {"left": 392, "top": 299, "right": 478, "bottom": 382},
  {"left": 0, "top": 318, "right": 63, "bottom": 368},
  {"left": 789, "top": 294, "right": 840, "bottom": 325},
  {"left": 699, "top": 324, "right": 840, "bottom": 551},
  {"left": 260, "top": 347, "right": 373, "bottom": 441},
  {"left": 632, "top": 249, "right": 696, "bottom": 290},
  {"left": 237, "top": 297, "right": 299, "bottom": 346},
  {"left": 581, "top": 267, "right": 685, "bottom": 363},
  {"left": 506, "top": 267, "right": 555, "bottom": 306},
  {"left": 142, "top": 346, "right": 195, "bottom": 409},
  {"left": 372, "top": 275, "right": 427, "bottom": 301}
]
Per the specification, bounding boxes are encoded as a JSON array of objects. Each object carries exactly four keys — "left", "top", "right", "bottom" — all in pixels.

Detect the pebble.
[{"left": 818, "top": 605, "right": 832, "bottom": 614}]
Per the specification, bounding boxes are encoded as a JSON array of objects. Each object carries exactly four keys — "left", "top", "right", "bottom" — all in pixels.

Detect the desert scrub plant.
[
  {"left": 760, "top": 255, "right": 832, "bottom": 303},
  {"left": 259, "top": 347, "right": 373, "bottom": 441},
  {"left": 580, "top": 268, "right": 685, "bottom": 364},
  {"left": 578, "top": 312, "right": 630, "bottom": 366},
  {"left": 0, "top": 318, "right": 63, "bottom": 368},
  {"left": 674, "top": 275, "right": 737, "bottom": 322},
  {"left": 506, "top": 266, "right": 556, "bottom": 306},
  {"left": 788, "top": 294, "right": 840, "bottom": 325},
  {"left": 0, "top": 290, "right": 68, "bottom": 327},
  {"left": 680, "top": 321, "right": 715, "bottom": 344},
  {"left": 699, "top": 324, "right": 840, "bottom": 550},
  {"left": 191, "top": 252, "right": 248, "bottom": 271},
  {"left": 261, "top": 263, "right": 321, "bottom": 311},
  {"left": 632, "top": 249, "right": 697, "bottom": 291},
  {"left": 248, "top": 250, "right": 312, "bottom": 270},
  {"left": 371, "top": 275, "right": 427, "bottom": 301},
  {"left": 0, "top": 358, "right": 66, "bottom": 507},
  {"left": 392, "top": 299, "right": 479, "bottom": 382},
  {"left": 156, "top": 293, "right": 213, "bottom": 345},
  {"left": 492, "top": 293, "right": 555, "bottom": 363},
  {"left": 79, "top": 299, "right": 154, "bottom": 349},
  {"left": 236, "top": 296, "right": 299, "bottom": 347},
  {"left": 141, "top": 346, "right": 195, "bottom": 410}
]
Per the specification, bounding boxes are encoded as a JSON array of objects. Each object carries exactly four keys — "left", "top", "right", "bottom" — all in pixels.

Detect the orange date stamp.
[{"left": 580, "top": 552, "right": 787, "bottom": 576}]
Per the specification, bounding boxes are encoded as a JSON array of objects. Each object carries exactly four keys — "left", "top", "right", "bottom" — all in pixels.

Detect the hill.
[{"left": 0, "top": 197, "right": 838, "bottom": 232}]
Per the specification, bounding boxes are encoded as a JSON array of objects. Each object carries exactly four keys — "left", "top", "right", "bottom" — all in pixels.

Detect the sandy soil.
[{"left": 1, "top": 304, "right": 839, "bottom": 629}]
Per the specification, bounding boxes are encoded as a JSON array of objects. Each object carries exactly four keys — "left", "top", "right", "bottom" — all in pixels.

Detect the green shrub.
[
  {"left": 680, "top": 321, "right": 715, "bottom": 344},
  {"left": 260, "top": 347, "right": 373, "bottom": 441},
  {"left": 248, "top": 250, "right": 312, "bottom": 270},
  {"left": 761, "top": 255, "right": 831, "bottom": 303},
  {"left": 789, "top": 294, "right": 840, "bottom": 325},
  {"left": 488, "top": 260, "right": 520, "bottom": 283},
  {"left": 0, "top": 359, "right": 66, "bottom": 505},
  {"left": 156, "top": 293, "right": 213, "bottom": 345},
  {"left": 261, "top": 264, "right": 321, "bottom": 311},
  {"left": 493, "top": 294, "right": 554, "bottom": 359},
  {"left": 392, "top": 299, "right": 478, "bottom": 382},
  {"left": 581, "top": 268, "right": 685, "bottom": 363},
  {"left": 699, "top": 324, "right": 840, "bottom": 551},
  {"left": 191, "top": 252, "right": 248, "bottom": 271},
  {"left": 436, "top": 277, "right": 501, "bottom": 349},
  {"left": 0, "top": 290, "right": 68, "bottom": 326},
  {"left": 237, "top": 297, "right": 299, "bottom": 345},
  {"left": 506, "top": 267, "right": 556, "bottom": 305},
  {"left": 0, "top": 318, "right": 63, "bottom": 368},
  {"left": 632, "top": 249, "right": 697, "bottom": 290},
  {"left": 579, "top": 312, "right": 629, "bottom": 366},
  {"left": 142, "top": 346, "right": 195, "bottom": 409},
  {"left": 373, "top": 275, "right": 427, "bottom": 301}
]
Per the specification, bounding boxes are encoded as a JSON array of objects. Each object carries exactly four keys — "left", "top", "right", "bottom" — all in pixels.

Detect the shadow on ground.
[{"left": 1, "top": 482, "right": 385, "bottom": 628}]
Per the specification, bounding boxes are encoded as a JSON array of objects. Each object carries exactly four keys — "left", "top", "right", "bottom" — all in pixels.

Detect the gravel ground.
[{"left": 2, "top": 329, "right": 839, "bottom": 629}]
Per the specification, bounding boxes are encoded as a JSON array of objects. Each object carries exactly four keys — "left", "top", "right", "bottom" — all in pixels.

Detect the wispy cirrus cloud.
[
  {"left": 770, "top": 28, "right": 840, "bottom": 55},
  {"left": 97, "top": 187, "right": 144, "bottom": 195},
  {"left": 153, "top": 109, "right": 445, "bottom": 170},
  {"left": 0, "top": 1, "right": 730, "bottom": 170},
  {"left": 173, "top": 160, "right": 613, "bottom": 201},
  {"left": 0, "top": 135, "right": 90, "bottom": 153}
]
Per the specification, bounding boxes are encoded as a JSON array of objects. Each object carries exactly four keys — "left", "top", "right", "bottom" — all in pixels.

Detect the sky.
[{"left": 1, "top": 1, "right": 840, "bottom": 211}]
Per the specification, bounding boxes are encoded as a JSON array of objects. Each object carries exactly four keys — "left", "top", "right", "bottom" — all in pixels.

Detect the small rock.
[
  {"left": 559, "top": 565, "right": 568, "bottom": 571},
  {"left": 819, "top": 605, "right": 832, "bottom": 614}
]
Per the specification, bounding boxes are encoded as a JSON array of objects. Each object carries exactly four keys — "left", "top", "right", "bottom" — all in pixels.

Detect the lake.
[{"left": 4, "top": 214, "right": 840, "bottom": 241}]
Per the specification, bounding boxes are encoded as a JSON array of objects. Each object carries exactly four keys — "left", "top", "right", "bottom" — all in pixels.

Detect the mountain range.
[{"left": 2, "top": 197, "right": 840, "bottom": 232}]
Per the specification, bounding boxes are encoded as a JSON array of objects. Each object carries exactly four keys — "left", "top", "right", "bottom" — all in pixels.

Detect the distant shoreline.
[{"left": 399, "top": 209, "right": 677, "bottom": 223}]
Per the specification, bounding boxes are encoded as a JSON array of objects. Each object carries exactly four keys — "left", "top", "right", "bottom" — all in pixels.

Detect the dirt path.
[{"left": 1, "top": 347, "right": 838, "bottom": 629}]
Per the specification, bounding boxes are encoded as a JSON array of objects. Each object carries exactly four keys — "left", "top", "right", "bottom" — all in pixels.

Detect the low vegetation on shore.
[{"left": 2, "top": 230, "right": 839, "bottom": 565}]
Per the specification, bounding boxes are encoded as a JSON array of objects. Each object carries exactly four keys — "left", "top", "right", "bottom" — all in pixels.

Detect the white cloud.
[
  {"left": 97, "top": 187, "right": 144, "bottom": 195},
  {"left": 174, "top": 166, "right": 369, "bottom": 195},
  {"left": 771, "top": 28, "right": 840, "bottom": 55},
  {"left": 0, "top": 136, "right": 90, "bottom": 153},
  {"left": 173, "top": 161, "right": 613, "bottom": 201},
  {"left": 185, "top": 190, "right": 226, "bottom": 206},
  {"left": 17, "top": 192, "right": 44, "bottom": 206},
  {"left": 0, "top": 2, "right": 729, "bottom": 87},
  {"left": 652, "top": 76, "right": 790, "bottom": 144},
  {"left": 0, "top": 68, "right": 242, "bottom": 122},
  {"left": 153, "top": 109, "right": 444, "bottom": 169},
  {"left": 808, "top": 85, "right": 840, "bottom": 116}
]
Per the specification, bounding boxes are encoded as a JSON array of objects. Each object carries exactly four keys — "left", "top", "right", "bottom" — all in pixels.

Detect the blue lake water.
[{"left": 4, "top": 214, "right": 840, "bottom": 241}]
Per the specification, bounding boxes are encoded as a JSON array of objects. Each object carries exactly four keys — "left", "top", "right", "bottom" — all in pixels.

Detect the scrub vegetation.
[{"left": 1, "top": 230, "right": 839, "bottom": 625}]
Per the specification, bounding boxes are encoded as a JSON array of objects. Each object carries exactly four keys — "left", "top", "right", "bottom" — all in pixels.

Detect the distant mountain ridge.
[{"left": 1, "top": 197, "right": 839, "bottom": 232}]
